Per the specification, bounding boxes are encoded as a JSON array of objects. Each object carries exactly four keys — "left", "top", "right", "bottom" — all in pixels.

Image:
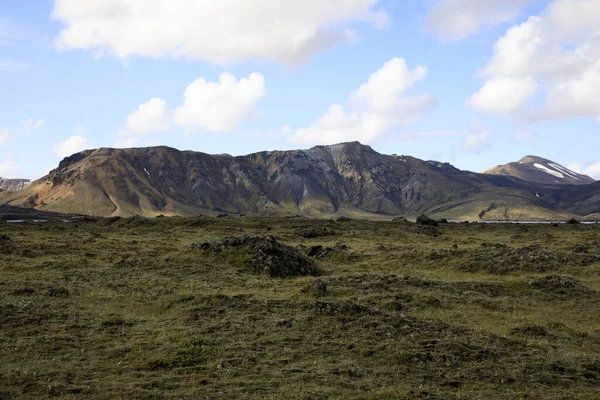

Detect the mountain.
[
  {"left": 484, "top": 156, "right": 595, "bottom": 185},
  {"left": 0, "top": 142, "right": 597, "bottom": 220},
  {"left": 0, "top": 178, "right": 31, "bottom": 191}
]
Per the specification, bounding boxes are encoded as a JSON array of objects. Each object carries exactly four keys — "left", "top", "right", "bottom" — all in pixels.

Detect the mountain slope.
[
  {"left": 484, "top": 156, "right": 595, "bottom": 185},
  {"left": 0, "top": 178, "right": 31, "bottom": 191},
  {"left": 0, "top": 143, "right": 596, "bottom": 220}
]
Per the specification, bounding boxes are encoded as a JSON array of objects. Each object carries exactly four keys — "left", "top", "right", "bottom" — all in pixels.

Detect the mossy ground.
[{"left": 1, "top": 216, "right": 600, "bottom": 399}]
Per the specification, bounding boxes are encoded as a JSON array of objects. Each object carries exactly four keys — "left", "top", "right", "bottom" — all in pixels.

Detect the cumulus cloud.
[
  {"left": 426, "top": 0, "right": 532, "bottom": 41},
  {"left": 54, "top": 135, "right": 90, "bottom": 158},
  {"left": 117, "top": 72, "right": 265, "bottom": 143},
  {"left": 51, "top": 0, "right": 387, "bottom": 65},
  {"left": 468, "top": 77, "right": 537, "bottom": 115},
  {"left": 462, "top": 122, "right": 491, "bottom": 153},
  {"left": 174, "top": 73, "right": 266, "bottom": 132},
  {"left": 124, "top": 98, "right": 171, "bottom": 136},
  {"left": 290, "top": 58, "right": 435, "bottom": 145},
  {"left": 470, "top": 0, "right": 600, "bottom": 122}
]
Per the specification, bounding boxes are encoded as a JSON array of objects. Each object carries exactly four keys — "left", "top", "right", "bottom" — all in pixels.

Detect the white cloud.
[
  {"left": 0, "top": 160, "right": 18, "bottom": 176},
  {"left": 290, "top": 58, "right": 435, "bottom": 145},
  {"left": 426, "top": 0, "right": 532, "bottom": 41},
  {"left": 54, "top": 135, "right": 90, "bottom": 158},
  {"left": 468, "top": 77, "right": 537, "bottom": 115},
  {"left": 117, "top": 73, "right": 265, "bottom": 142},
  {"left": 583, "top": 163, "right": 600, "bottom": 180},
  {"left": 51, "top": 0, "right": 387, "bottom": 65},
  {"left": 174, "top": 73, "right": 266, "bottom": 132},
  {"left": 0, "top": 119, "right": 44, "bottom": 146},
  {"left": 19, "top": 119, "right": 45, "bottom": 134},
  {"left": 471, "top": 0, "right": 600, "bottom": 122},
  {"left": 568, "top": 162, "right": 600, "bottom": 180},
  {"left": 280, "top": 125, "right": 292, "bottom": 135},
  {"left": 125, "top": 98, "right": 171, "bottom": 135},
  {"left": 462, "top": 122, "right": 491, "bottom": 153}
]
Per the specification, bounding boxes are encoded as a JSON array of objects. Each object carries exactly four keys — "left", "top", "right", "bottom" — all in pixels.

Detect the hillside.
[
  {"left": 0, "top": 178, "right": 31, "bottom": 191},
  {"left": 484, "top": 156, "right": 595, "bottom": 186},
  {"left": 0, "top": 142, "right": 597, "bottom": 220}
]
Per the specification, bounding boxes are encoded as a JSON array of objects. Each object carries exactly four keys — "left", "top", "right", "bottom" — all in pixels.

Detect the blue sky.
[{"left": 1, "top": 0, "right": 599, "bottom": 180}]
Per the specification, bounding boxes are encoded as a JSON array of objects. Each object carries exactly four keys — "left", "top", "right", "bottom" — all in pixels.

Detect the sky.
[{"left": 1, "top": 0, "right": 600, "bottom": 180}]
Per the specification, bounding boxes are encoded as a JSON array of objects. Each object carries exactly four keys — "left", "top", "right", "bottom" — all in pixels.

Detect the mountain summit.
[{"left": 484, "top": 156, "right": 595, "bottom": 186}]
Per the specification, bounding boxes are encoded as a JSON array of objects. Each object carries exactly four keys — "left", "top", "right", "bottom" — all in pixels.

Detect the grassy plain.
[{"left": 1, "top": 216, "right": 600, "bottom": 399}]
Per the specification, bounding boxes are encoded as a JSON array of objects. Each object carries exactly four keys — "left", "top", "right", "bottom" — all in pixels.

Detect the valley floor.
[{"left": 1, "top": 216, "right": 600, "bottom": 399}]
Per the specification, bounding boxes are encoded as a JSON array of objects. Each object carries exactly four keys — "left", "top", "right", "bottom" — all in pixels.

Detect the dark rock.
[
  {"left": 566, "top": 218, "right": 581, "bottom": 225},
  {"left": 306, "top": 245, "right": 325, "bottom": 257},
  {"left": 216, "top": 213, "right": 229, "bottom": 218},
  {"left": 13, "top": 287, "right": 35, "bottom": 296},
  {"left": 194, "top": 235, "right": 319, "bottom": 278},
  {"left": 297, "top": 227, "right": 333, "bottom": 238},
  {"left": 481, "top": 242, "right": 508, "bottom": 249},
  {"left": 45, "top": 286, "right": 69, "bottom": 298},
  {"left": 438, "top": 218, "right": 449, "bottom": 224},
  {"left": 452, "top": 244, "right": 459, "bottom": 249},
  {"left": 416, "top": 215, "right": 438, "bottom": 226},
  {"left": 336, "top": 217, "right": 354, "bottom": 222},
  {"left": 333, "top": 243, "right": 348, "bottom": 250},
  {"left": 573, "top": 245, "right": 589, "bottom": 254}
]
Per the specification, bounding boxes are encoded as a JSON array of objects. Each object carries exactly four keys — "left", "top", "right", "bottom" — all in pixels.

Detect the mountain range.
[{"left": 0, "top": 142, "right": 599, "bottom": 221}]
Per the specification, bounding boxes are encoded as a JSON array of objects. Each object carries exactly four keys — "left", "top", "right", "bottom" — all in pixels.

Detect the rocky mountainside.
[
  {"left": 0, "top": 178, "right": 31, "bottom": 191},
  {"left": 1, "top": 142, "right": 599, "bottom": 220},
  {"left": 484, "top": 156, "right": 595, "bottom": 186}
]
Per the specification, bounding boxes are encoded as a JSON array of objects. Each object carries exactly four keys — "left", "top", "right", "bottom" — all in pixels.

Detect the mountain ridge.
[
  {"left": 0, "top": 178, "right": 31, "bottom": 192},
  {"left": 1, "top": 142, "right": 599, "bottom": 220}
]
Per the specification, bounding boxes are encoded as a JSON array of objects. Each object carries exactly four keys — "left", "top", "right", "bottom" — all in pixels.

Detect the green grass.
[{"left": 1, "top": 216, "right": 600, "bottom": 399}]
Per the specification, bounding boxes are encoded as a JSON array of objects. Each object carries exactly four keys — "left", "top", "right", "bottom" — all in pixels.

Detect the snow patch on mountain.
[{"left": 534, "top": 163, "right": 564, "bottom": 179}]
